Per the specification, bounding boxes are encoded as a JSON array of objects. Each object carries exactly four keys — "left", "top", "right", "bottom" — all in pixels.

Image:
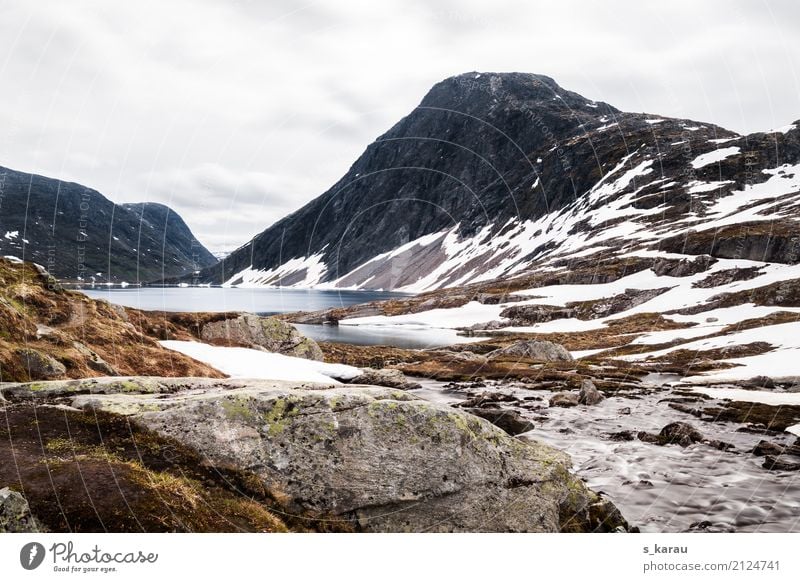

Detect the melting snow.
[
  {"left": 767, "top": 124, "right": 796, "bottom": 135},
  {"left": 690, "top": 146, "right": 741, "bottom": 169},
  {"left": 689, "top": 387, "right": 800, "bottom": 407},
  {"left": 160, "top": 340, "right": 361, "bottom": 383},
  {"left": 225, "top": 252, "right": 328, "bottom": 288}
]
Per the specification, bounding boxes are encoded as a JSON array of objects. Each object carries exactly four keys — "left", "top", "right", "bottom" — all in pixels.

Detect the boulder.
[
  {"left": 549, "top": 391, "right": 580, "bottom": 407},
  {"left": 0, "top": 487, "right": 43, "bottom": 533},
  {"left": 16, "top": 348, "right": 66, "bottom": 379},
  {"left": 72, "top": 341, "right": 117, "bottom": 375},
  {"left": 462, "top": 407, "right": 535, "bottom": 436},
  {"left": 456, "top": 391, "right": 519, "bottom": 408},
  {"left": 763, "top": 456, "right": 800, "bottom": 471},
  {"left": 51, "top": 377, "right": 630, "bottom": 533},
  {"left": 578, "top": 379, "right": 605, "bottom": 405},
  {"left": 200, "top": 314, "right": 323, "bottom": 360},
  {"left": 489, "top": 340, "right": 574, "bottom": 362},
  {"left": 350, "top": 367, "right": 421, "bottom": 390},
  {"left": 638, "top": 422, "right": 705, "bottom": 447},
  {"left": 752, "top": 440, "right": 784, "bottom": 457}
]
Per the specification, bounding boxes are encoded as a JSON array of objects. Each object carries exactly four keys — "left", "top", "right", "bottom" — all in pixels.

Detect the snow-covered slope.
[{"left": 199, "top": 72, "right": 799, "bottom": 294}]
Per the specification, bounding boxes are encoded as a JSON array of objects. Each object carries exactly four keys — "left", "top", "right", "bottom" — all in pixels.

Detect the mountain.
[
  {"left": 193, "top": 71, "right": 799, "bottom": 291},
  {"left": 0, "top": 166, "right": 216, "bottom": 282}
]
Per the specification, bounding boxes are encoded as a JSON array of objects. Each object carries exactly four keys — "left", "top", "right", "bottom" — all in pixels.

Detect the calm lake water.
[
  {"left": 80, "top": 287, "right": 472, "bottom": 348},
  {"left": 81, "top": 286, "right": 404, "bottom": 314}
]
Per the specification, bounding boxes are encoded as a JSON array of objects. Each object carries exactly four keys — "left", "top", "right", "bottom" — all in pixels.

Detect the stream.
[{"left": 410, "top": 376, "right": 800, "bottom": 533}]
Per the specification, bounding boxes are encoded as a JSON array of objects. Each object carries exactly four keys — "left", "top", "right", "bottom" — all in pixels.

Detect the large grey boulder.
[
  {"left": 488, "top": 340, "right": 574, "bottom": 362},
  {"left": 0, "top": 487, "right": 43, "bottom": 533},
  {"left": 16, "top": 348, "right": 66, "bottom": 379},
  {"left": 200, "top": 314, "right": 323, "bottom": 360},
  {"left": 28, "top": 377, "right": 629, "bottom": 533},
  {"left": 72, "top": 341, "right": 117, "bottom": 375}
]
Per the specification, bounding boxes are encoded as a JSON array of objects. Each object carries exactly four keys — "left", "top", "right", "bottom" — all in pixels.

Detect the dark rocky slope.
[
  {"left": 192, "top": 72, "right": 799, "bottom": 290},
  {"left": 0, "top": 165, "right": 216, "bottom": 282}
]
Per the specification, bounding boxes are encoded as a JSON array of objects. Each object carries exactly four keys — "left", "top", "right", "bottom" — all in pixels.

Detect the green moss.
[
  {"left": 45, "top": 437, "right": 75, "bottom": 454},
  {"left": 222, "top": 396, "right": 256, "bottom": 422},
  {"left": 262, "top": 398, "right": 290, "bottom": 436},
  {"left": 118, "top": 380, "right": 145, "bottom": 393}
]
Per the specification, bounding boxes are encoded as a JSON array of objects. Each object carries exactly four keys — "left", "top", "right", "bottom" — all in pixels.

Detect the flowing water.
[{"left": 411, "top": 378, "right": 800, "bottom": 533}]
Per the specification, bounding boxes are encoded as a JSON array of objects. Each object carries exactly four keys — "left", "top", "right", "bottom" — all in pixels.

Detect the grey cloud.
[{"left": 0, "top": 0, "right": 798, "bottom": 253}]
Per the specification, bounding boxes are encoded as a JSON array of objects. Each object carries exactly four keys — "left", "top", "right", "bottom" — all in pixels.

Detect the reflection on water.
[
  {"left": 79, "top": 287, "right": 475, "bottom": 348},
  {"left": 295, "top": 324, "right": 479, "bottom": 349}
]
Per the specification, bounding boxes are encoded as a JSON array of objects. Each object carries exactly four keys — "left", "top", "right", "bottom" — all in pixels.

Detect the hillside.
[
  {"left": 0, "top": 166, "right": 216, "bottom": 282},
  {"left": 192, "top": 72, "right": 798, "bottom": 291}
]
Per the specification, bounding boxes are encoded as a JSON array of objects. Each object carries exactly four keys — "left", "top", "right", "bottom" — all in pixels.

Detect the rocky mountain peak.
[
  {"left": 419, "top": 72, "right": 618, "bottom": 120},
  {"left": 190, "top": 73, "right": 800, "bottom": 292}
]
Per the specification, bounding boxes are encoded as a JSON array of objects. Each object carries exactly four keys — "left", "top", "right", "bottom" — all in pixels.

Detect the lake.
[
  {"left": 81, "top": 286, "right": 405, "bottom": 314},
  {"left": 80, "top": 287, "right": 473, "bottom": 349}
]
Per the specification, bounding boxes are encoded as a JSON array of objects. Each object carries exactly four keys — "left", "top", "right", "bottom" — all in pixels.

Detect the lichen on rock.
[{"left": 3, "top": 376, "right": 631, "bottom": 532}]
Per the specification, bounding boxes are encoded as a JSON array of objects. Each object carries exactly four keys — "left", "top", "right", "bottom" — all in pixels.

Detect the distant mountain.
[
  {"left": 0, "top": 166, "right": 216, "bottom": 282},
  {"left": 192, "top": 71, "right": 799, "bottom": 291}
]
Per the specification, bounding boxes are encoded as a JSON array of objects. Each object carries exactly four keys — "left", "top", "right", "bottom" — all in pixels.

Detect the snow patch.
[
  {"left": 224, "top": 252, "right": 328, "bottom": 288},
  {"left": 690, "top": 147, "right": 741, "bottom": 169},
  {"left": 160, "top": 340, "right": 361, "bottom": 383},
  {"left": 767, "top": 124, "right": 796, "bottom": 135}
]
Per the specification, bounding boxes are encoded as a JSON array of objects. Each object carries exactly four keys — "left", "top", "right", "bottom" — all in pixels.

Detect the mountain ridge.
[
  {"left": 0, "top": 165, "right": 216, "bottom": 282},
  {"left": 189, "top": 71, "right": 798, "bottom": 291}
]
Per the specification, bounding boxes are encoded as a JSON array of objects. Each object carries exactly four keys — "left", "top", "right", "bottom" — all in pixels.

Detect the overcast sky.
[{"left": 0, "top": 0, "right": 798, "bottom": 253}]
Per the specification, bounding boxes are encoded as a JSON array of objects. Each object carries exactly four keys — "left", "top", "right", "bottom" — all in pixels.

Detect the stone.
[
  {"left": 488, "top": 340, "right": 574, "bottom": 362},
  {"left": 456, "top": 391, "right": 519, "bottom": 408},
  {"left": 752, "top": 440, "right": 784, "bottom": 457},
  {"left": 762, "top": 455, "right": 800, "bottom": 471},
  {"left": 58, "top": 377, "right": 630, "bottom": 533},
  {"left": 16, "top": 348, "right": 66, "bottom": 379},
  {"left": 549, "top": 391, "right": 580, "bottom": 407},
  {"left": 578, "top": 379, "right": 605, "bottom": 405},
  {"left": 350, "top": 367, "right": 421, "bottom": 390},
  {"left": 638, "top": 422, "right": 705, "bottom": 447},
  {"left": 658, "top": 422, "right": 705, "bottom": 446},
  {"left": 200, "top": 314, "right": 323, "bottom": 360},
  {"left": 72, "top": 341, "right": 117, "bottom": 375},
  {"left": 0, "top": 487, "right": 43, "bottom": 533},
  {"left": 462, "top": 407, "right": 535, "bottom": 436}
]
